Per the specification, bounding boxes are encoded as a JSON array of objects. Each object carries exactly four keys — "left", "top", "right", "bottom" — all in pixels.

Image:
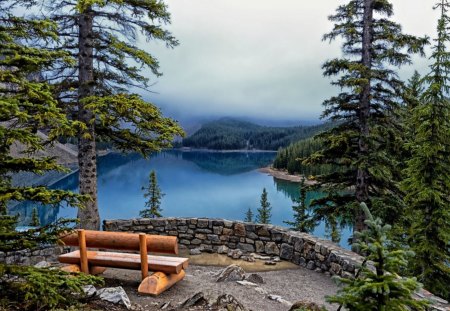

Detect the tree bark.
[
  {"left": 77, "top": 8, "right": 100, "bottom": 230},
  {"left": 355, "top": 0, "right": 373, "bottom": 233}
]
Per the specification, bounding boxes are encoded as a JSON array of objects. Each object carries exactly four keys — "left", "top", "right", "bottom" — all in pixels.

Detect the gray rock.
[
  {"left": 227, "top": 249, "right": 243, "bottom": 259},
  {"left": 189, "top": 248, "right": 202, "bottom": 255},
  {"left": 280, "top": 243, "right": 294, "bottom": 260},
  {"left": 264, "top": 242, "right": 280, "bottom": 255},
  {"left": 306, "top": 260, "right": 315, "bottom": 270},
  {"left": 96, "top": 286, "right": 131, "bottom": 310},
  {"left": 178, "top": 292, "right": 209, "bottom": 309},
  {"left": 214, "top": 294, "right": 248, "bottom": 311},
  {"left": 34, "top": 261, "right": 51, "bottom": 268},
  {"left": 216, "top": 264, "right": 245, "bottom": 282},
  {"left": 245, "top": 273, "right": 264, "bottom": 284},
  {"left": 217, "top": 245, "right": 229, "bottom": 254},
  {"left": 267, "top": 294, "right": 292, "bottom": 307},
  {"left": 255, "top": 241, "right": 264, "bottom": 253},
  {"left": 237, "top": 243, "right": 255, "bottom": 253},
  {"left": 236, "top": 280, "right": 258, "bottom": 287},
  {"left": 82, "top": 285, "right": 97, "bottom": 297},
  {"left": 264, "top": 261, "right": 276, "bottom": 265}
]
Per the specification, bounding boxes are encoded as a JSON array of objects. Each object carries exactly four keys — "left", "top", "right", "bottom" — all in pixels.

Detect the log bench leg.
[{"left": 138, "top": 270, "right": 186, "bottom": 296}]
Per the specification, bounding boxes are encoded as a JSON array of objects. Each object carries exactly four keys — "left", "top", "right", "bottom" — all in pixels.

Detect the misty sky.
[{"left": 141, "top": 0, "right": 438, "bottom": 122}]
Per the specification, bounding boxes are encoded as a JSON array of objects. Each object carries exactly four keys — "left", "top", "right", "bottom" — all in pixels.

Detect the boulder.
[
  {"left": 216, "top": 264, "right": 245, "bottom": 282},
  {"left": 245, "top": 273, "right": 264, "bottom": 284},
  {"left": 96, "top": 286, "right": 131, "bottom": 310},
  {"left": 82, "top": 285, "right": 97, "bottom": 297}
]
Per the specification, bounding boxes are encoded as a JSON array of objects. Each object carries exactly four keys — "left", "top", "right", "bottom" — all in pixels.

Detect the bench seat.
[{"left": 59, "top": 250, "right": 189, "bottom": 275}]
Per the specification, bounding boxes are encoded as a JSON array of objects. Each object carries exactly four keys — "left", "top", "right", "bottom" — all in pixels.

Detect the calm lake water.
[{"left": 11, "top": 150, "right": 351, "bottom": 247}]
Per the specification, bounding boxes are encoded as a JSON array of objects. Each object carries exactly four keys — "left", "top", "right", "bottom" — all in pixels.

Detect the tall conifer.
[
  {"left": 38, "top": 0, "right": 185, "bottom": 229},
  {"left": 0, "top": 2, "right": 99, "bottom": 308},
  {"left": 305, "top": 0, "right": 428, "bottom": 234},
  {"left": 284, "top": 178, "right": 316, "bottom": 233},
  {"left": 401, "top": 0, "right": 450, "bottom": 299},
  {"left": 256, "top": 188, "right": 271, "bottom": 224},
  {"left": 140, "top": 170, "right": 164, "bottom": 218}
]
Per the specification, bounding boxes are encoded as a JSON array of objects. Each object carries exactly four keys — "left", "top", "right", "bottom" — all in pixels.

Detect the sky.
[{"left": 140, "top": 0, "right": 439, "bottom": 124}]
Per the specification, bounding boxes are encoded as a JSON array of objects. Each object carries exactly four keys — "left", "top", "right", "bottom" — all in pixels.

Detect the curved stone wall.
[{"left": 103, "top": 218, "right": 362, "bottom": 278}]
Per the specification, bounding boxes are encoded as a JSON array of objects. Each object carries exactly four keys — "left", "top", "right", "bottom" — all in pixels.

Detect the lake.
[{"left": 11, "top": 150, "right": 351, "bottom": 247}]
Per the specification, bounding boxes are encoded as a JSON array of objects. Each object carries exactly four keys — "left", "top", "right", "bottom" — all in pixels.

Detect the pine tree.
[
  {"left": 140, "top": 170, "right": 164, "bottom": 218},
  {"left": 327, "top": 203, "right": 429, "bottom": 310},
  {"left": 400, "top": 0, "right": 450, "bottom": 300},
  {"left": 256, "top": 188, "right": 271, "bottom": 224},
  {"left": 304, "top": 0, "right": 428, "bottom": 235},
  {"left": 35, "top": 0, "right": 185, "bottom": 229},
  {"left": 29, "top": 207, "right": 40, "bottom": 227},
  {"left": 284, "top": 178, "right": 316, "bottom": 233},
  {"left": 244, "top": 208, "right": 254, "bottom": 223},
  {"left": 0, "top": 2, "right": 100, "bottom": 308}
]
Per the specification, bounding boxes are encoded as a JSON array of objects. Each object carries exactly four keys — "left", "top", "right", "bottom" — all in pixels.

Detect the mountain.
[{"left": 182, "top": 117, "right": 331, "bottom": 150}]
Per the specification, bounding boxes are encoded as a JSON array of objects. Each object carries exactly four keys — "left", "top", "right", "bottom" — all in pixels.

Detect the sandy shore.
[{"left": 258, "top": 166, "right": 317, "bottom": 185}]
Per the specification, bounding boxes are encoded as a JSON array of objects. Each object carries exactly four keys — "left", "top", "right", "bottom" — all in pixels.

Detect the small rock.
[
  {"left": 227, "top": 249, "right": 243, "bottom": 259},
  {"left": 96, "top": 286, "right": 131, "bottom": 310},
  {"left": 246, "top": 273, "right": 264, "bottom": 284},
  {"left": 216, "top": 264, "right": 246, "bottom": 282},
  {"left": 251, "top": 253, "right": 271, "bottom": 260},
  {"left": 236, "top": 280, "right": 258, "bottom": 287},
  {"left": 272, "top": 256, "right": 281, "bottom": 262},
  {"left": 264, "top": 261, "right": 276, "bottom": 265},
  {"left": 254, "top": 287, "right": 268, "bottom": 295},
  {"left": 289, "top": 300, "right": 325, "bottom": 311},
  {"left": 214, "top": 294, "right": 248, "bottom": 311},
  {"left": 159, "top": 301, "right": 171, "bottom": 309},
  {"left": 306, "top": 260, "right": 315, "bottom": 270},
  {"left": 217, "top": 245, "right": 229, "bottom": 254},
  {"left": 34, "top": 261, "right": 51, "bottom": 268},
  {"left": 241, "top": 255, "right": 256, "bottom": 262},
  {"left": 189, "top": 248, "right": 202, "bottom": 255},
  {"left": 178, "top": 292, "right": 209, "bottom": 308},
  {"left": 82, "top": 285, "right": 97, "bottom": 297},
  {"left": 268, "top": 294, "right": 292, "bottom": 307}
]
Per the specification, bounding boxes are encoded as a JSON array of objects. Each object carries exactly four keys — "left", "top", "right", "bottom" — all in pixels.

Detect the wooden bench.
[{"left": 58, "top": 229, "right": 189, "bottom": 296}]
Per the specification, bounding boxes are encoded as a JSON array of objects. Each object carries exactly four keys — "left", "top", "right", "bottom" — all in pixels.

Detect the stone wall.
[
  {"left": 103, "top": 218, "right": 363, "bottom": 278},
  {"left": 0, "top": 245, "right": 69, "bottom": 266}
]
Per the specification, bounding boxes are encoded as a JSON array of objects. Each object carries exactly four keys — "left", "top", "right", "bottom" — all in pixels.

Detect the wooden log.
[
  {"left": 139, "top": 233, "right": 148, "bottom": 280},
  {"left": 60, "top": 230, "right": 178, "bottom": 254},
  {"left": 138, "top": 270, "right": 186, "bottom": 296},
  {"left": 59, "top": 250, "right": 188, "bottom": 275},
  {"left": 60, "top": 264, "right": 106, "bottom": 275},
  {"left": 78, "top": 229, "right": 89, "bottom": 273}
]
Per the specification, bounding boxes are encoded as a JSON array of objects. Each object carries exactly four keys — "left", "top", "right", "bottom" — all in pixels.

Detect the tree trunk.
[
  {"left": 355, "top": 0, "right": 373, "bottom": 233},
  {"left": 77, "top": 9, "right": 100, "bottom": 230}
]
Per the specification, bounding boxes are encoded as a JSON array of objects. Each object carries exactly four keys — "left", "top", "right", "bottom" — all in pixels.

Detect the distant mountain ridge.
[{"left": 182, "top": 117, "right": 331, "bottom": 150}]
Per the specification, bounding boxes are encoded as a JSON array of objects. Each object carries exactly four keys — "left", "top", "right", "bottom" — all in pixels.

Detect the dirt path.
[{"left": 101, "top": 262, "right": 339, "bottom": 310}]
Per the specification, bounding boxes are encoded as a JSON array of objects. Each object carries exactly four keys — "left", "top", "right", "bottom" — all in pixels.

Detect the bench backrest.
[{"left": 61, "top": 230, "right": 178, "bottom": 255}]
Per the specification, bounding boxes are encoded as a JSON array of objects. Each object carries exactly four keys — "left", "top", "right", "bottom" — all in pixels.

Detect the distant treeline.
[
  {"left": 273, "top": 137, "right": 338, "bottom": 176},
  {"left": 182, "top": 118, "right": 332, "bottom": 150}
]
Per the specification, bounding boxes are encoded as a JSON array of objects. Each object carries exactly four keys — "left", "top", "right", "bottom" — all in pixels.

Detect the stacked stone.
[
  {"left": 103, "top": 218, "right": 362, "bottom": 279},
  {"left": 0, "top": 246, "right": 69, "bottom": 266}
]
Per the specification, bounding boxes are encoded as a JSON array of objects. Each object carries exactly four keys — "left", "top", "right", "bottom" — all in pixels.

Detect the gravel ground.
[{"left": 100, "top": 263, "right": 340, "bottom": 311}]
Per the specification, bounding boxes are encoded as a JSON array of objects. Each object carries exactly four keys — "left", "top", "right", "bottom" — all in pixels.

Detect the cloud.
[{"left": 139, "top": 0, "right": 436, "bottom": 122}]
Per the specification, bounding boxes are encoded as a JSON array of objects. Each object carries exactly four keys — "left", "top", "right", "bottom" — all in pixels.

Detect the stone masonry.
[{"left": 103, "top": 217, "right": 361, "bottom": 278}]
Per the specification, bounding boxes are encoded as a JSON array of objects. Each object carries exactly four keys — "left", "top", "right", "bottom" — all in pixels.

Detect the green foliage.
[
  {"left": 29, "top": 207, "right": 40, "bottom": 227},
  {"left": 327, "top": 203, "right": 429, "bottom": 311},
  {"left": 304, "top": 0, "right": 428, "bottom": 234},
  {"left": 183, "top": 118, "right": 330, "bottom": 150},
  {"left": 140, "top": 170, "right": 164, "bottom": 218},
  {"left": 273, "top": 137, "right": 338, "bottom": 176},
  {"left": 244, "top": 208, "right": 254, "bottom": 223},
  {"left": 400, "top": 0, "right": 450, "bottom": 300},
  {"left": 0, "top": 264, "right": 103, "bottom": 310},
  {"left": 256, "top": 188, "right": 271, "bottom": 224},
  {"left": 284, "top": 178, "right": 316, "bottom": 233},
  {"left": 0, "top": 3, "right": 100, "bottom": 309}
]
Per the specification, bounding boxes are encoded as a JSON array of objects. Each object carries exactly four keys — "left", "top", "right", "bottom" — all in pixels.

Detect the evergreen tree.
[
  {"left": 256, "top": 188, "right": 271, "bottom": 224},
  {"left": 36, "top": 0, "right": 185, "bottom": 229},
  {"left": 140, "top": 170, "right": 164, "bottom": 218},
  {"left": 327, "top": 203, "right": 429, "bottom": 310},
  {"left": 0, "top": 2, "right": 100, "bottom": 308},
  {"left": 284, "top": 178, "right": 316, "bottom": 233},
  {"left": 29, "top": 207, "right": 40, "bottom": 227},
  {"left": 244, "top": 207, "right": 254, "bottom": 223},
  {"left": 401, "top": 0, "right": 450, "bottom": 300},
  {"left": 304, "top": 0, "right": 428, "bottom": 235}
]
